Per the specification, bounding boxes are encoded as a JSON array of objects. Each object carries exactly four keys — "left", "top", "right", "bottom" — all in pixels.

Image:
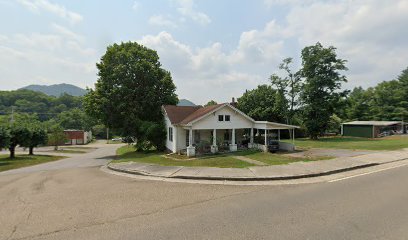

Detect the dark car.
[{"left": 267, "top": 140, "right": 279, "bottom": 153}]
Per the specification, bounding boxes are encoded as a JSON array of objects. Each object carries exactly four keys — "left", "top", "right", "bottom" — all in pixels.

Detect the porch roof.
[{"left": 254, "top": 121, "right": 300, "bottom": 130}]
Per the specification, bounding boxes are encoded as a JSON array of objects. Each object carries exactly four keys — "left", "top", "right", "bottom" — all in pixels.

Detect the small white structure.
[{"left": 163, "top": 103, "right": 299, "bottom": 157}]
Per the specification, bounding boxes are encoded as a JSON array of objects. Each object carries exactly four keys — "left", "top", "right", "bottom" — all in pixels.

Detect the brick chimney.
[{"left": 230, "top": 97, "right": 237, "bottom": 107}]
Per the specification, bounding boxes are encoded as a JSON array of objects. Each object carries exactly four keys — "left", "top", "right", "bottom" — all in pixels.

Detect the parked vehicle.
[{"left": 267, "top": 140, "right": 279, "bottom": 153}]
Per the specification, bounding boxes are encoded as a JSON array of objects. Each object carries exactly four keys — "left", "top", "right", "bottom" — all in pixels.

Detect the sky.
[{"left": 0, "top": 0, "right": 407, "bottom": 105}]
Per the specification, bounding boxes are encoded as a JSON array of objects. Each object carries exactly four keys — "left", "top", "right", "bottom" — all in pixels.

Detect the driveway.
[{"left": 0, "top": 142, "right": 123, "bottom": 176}]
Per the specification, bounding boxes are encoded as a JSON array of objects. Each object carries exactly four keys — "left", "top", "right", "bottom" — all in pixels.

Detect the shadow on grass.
[{"left": 296, "top": 137, "right": 376, "bottom": 143}]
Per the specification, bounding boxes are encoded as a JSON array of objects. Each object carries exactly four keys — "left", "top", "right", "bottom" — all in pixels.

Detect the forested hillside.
[
  {"left": 0, "top": 90, "right": 82, "bottom": 120},
  {"left": 20, "top": 83, "right": 87, "bottom": 97}
]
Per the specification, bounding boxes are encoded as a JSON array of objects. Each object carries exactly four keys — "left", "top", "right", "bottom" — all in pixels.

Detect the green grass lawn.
[
  {"left": 0, "top": 154, "right": 65, "bottom": 172},
  {"left": 114, "top": 146, "right": 333, "bottom": 168},
  {"left": 114, "top": 146, "right": 254, "bottom": 168},
  {"left": 290, "top": 136, "right": 408, "bottom": 150},
  {"left": 245, "top": 152, "right": 333, "bottom": 165}
]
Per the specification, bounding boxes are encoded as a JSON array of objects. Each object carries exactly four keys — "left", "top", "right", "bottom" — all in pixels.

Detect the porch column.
[
  {"left": 188, "top": 128, "right": 193, "bottom": 147},
  {"left": 211, "top": 129, "right": 218, "bottom": 153},
  {"left": 187, "top": 127, "right": 195, "bottom": 157},
  {"left": 264, "top": 129, "right": 268, "bottom": 146},
  {"left": 229, "top": 128, "right": 237, "bottom": 152},
  {"left": 278, "top": 129, "right": 281, "bottom": 141},
  {"left": 249, "top": 128, "right": 254, "bottom": 148},
  {"left": 264, "top": 129, "right": 268, "bottom": 152}
]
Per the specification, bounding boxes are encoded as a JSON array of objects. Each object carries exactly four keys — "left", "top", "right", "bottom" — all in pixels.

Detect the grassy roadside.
[
  {"left": 290, "top": 136, "right": 408, "bottom": 150},
  {"left": 113, "top": 146, "right": 334, "bottom": 168},
  {"left": 0, "top": 154, "right": 65, "bottom": 172},
  {"left": 246, "top": 152, "right": 333, "bottom": 165},
  {"left": 114, "top": 146, "right": 254, "bottom": 168}
]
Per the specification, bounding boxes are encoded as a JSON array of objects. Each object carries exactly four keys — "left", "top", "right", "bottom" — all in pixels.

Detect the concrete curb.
[{"left": 107, "top": 163, "right": 379, "bottom": 181}]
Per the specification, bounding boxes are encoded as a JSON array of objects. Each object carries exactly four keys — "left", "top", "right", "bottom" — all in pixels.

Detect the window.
[
  {"left": 218, "top": 115, "right": 224, "bottom": 121},
  {"left": 168, "top": 127, "right": 173, "bottom": 142},
  {"left": 225, "top": 115, "right": 230, "bottom": 121}
]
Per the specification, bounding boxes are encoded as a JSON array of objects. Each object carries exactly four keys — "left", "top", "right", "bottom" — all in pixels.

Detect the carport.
[
  {"left": 252, "top": 121, "right": 300, "bottom": 152},
  {"left": 341, "top": 121, "right": 404, "bottom": 138}
]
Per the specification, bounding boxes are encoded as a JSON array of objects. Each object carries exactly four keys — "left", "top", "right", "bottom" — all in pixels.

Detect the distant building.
[
  {"left": 64, "top": 130, "right": 92, "bottom": 145},
  {"left": 341, "top": 121, "right": 405, "bottom": 138}
]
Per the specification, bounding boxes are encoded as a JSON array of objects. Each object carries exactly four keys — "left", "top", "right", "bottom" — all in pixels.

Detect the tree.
[
  {"left": 237, "top": 85, "right": 287, "bottom": 122},
  {"left": 270, "top": 58, "right": 302, "bottom": 124},
  {"left": 48, "top": 125, "right": 67, "bottom": 150},
  {"left": 326, "top": 114, "right": 342, "bottom": 134},
  {"left": 26, "top": 127, "right": 47, "bottom": 155},
  {"left": 9, "top": 125, "right": 31, "bottom": 159},
  {"left": 204, "top": 100, "right": 218, "bottom": 107},
  {"left": 84, "top": 42, "right": 178, "bottom": 150},
  {"left": 300, "top": 42, "right": 348, "bottom": 139},
  {"left": 57, "top": 108, "right": 96, "bottom": 131},
  {"left": 0, "top": 126, "right": 10, "bottom": 151}
]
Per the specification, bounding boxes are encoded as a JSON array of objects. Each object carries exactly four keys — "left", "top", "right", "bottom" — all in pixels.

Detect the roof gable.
[
  {"left": 179, "top": 104, "right": 224, "bottom": 125},
  {"left": 164, "top": 103, "right": 255, "bottom": 126},
  {"left": 163, "top": 105, "right": 201, "bottom": 124}
]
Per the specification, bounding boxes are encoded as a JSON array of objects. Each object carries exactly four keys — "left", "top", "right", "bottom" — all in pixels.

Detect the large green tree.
[
  {"left": 57, "top": 108, "right": 96, "bottom": 131},
  {"left": 26, "top": 127, "right": 48, "bottom": 155},
  {"left": 237, "top": 85, "right": 287, "bottom": 122},
  {"left": 8, "top": 125, "right": 31, "bottom": 159},
  {"left": 344, "top": 67, "right": 408, "bottom": 122},
  {"left": 300, "top": 42, "right": 348, "bottom": 139},
  {"left": 84, "top": 42, "right": 178, "bottom": 150},
  {"left": 0, "top": 126, "right": 10, "bottom": 151},
  {"left": 270, "top": 57, "right": 302, "bottom": 124},
  {"left": 48, "top": 125, "right": 67, "bottom": 151}
]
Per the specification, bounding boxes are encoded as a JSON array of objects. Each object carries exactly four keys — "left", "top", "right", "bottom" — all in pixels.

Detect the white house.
[{"left": 163, "top": 102, "right": 299, "bottom": 157}]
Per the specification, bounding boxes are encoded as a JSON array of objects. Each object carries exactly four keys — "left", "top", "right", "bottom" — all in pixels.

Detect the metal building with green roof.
[{"left": 341, "top": 121, "right": 404, "bottom": 138}]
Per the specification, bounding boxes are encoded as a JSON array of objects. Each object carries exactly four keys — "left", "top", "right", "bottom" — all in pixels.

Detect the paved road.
[
  {"left": 1, "top": 146, "right": 408, "bottom": 239},
  {"left": 0, "top": 143, "right": 120, "bottom": 176}
]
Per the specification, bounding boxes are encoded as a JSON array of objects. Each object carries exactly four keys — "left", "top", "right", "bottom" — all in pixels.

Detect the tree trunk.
[
  {"left": 310, "top": 135, "right": 319, "bottom": 140},
  {"left": 9, "top": 146, "right": 15, "bottom": 159},
  {"left": 29, "top": 146, "right": 34, "bottom": 155}
]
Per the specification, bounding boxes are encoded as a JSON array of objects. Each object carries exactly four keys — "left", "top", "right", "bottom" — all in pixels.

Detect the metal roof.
[{"left": 342, "top": 121, "right": 402, "bottom": 126}]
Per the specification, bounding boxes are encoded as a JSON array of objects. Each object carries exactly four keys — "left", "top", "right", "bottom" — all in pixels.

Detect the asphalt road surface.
[{"left": 1, "top": 145, "right": 408, "bottom": 240}]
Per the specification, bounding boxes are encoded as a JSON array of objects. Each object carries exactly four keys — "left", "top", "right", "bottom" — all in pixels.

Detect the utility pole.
[{"left": 106, "top": 127, "right": 110, "bottom": 144}]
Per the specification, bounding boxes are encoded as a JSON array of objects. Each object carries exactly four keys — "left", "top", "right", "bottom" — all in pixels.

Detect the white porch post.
[
  {"left": 278, "top": 129, "right": 281, "bottom": 141},
  {"left": 264, "top": 129, "right": 268, "bottom": 145},
  {"left": 263, "top": 129, "right": 268, "bottom": 152},
  {"left": 173, "top": 127, "right": 178, "bottom": 153},
  {"left": 249, "top": 128, "right": 254, "bottom": 148},
  {"left": 189, "top": 128, "right": 193, "bottom": 147},
  {"left": 211, "top": 129, "right": 218, "bottom": 153},
  {"left": 186, "top": 127, "right": 195, "bottom": 157},
  {"left": 229, "top": 128, "right": 237, "bottom": 152}
]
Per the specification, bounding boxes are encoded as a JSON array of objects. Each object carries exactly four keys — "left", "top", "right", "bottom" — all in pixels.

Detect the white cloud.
[
  {"left": 279, "top": 0, "right": 408, "bottom": 87},
  {"left": 149, "top": 15, "right": 178, "bottom": 28},
  {"left": 0, "top": 23, "right": 97, "bottom": 90},
  {"left": 51, "top": 23, "right": 83, "bottom": 42},
  {"left": 16, "top": 0, "right": 83, "bottom": 24},
  {"left": 132, "top": 1, "right": 140, "bottom": 11},
  {"left": 139, "top": 31, "right": 281, "bottom": 104},
  {"left": 175, "top": 0, "right": 211, "bottom": 26}
]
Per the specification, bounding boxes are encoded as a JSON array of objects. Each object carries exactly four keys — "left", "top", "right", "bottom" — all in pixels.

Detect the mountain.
[
  {"left": 177, "top": 99, "right": 196, "bottom": 106},
  {"left": 20, "top": 83, "right": 87, "bottom": 97}
]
